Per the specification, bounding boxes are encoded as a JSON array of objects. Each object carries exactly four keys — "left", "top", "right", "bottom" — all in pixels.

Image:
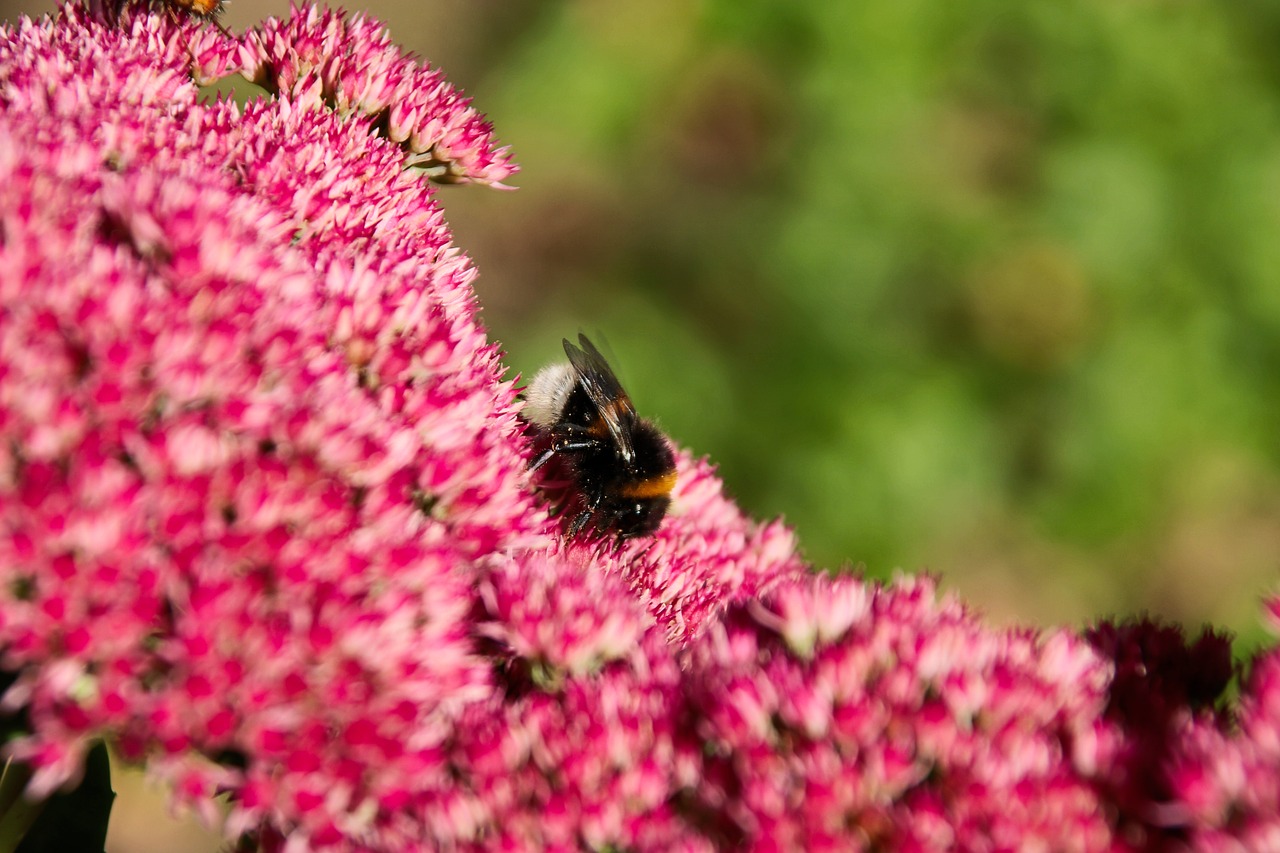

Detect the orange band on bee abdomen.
[{"left": 618, "top": 469, "right": 677, "bottom": 500}]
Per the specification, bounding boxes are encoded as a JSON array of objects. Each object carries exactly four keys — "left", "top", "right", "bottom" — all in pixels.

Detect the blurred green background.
[
  {"left": 7, "top": 0, "right": 1280, "bottom": 632},
  {"left": 4, "top": 1, "right": 1280, "bottom": 849}
]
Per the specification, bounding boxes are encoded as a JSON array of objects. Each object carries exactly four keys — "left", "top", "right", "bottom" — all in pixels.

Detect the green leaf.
[{"left": 0, "top": 742, "right": 115, "bottom": 853}]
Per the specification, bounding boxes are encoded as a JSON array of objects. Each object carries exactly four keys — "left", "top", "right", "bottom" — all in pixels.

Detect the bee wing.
[{"left": 563, "top": 334, "right": 637, "bottom": 463}]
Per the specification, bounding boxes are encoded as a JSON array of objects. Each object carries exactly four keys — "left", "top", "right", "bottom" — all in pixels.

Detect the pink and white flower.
[{"left": 2, "top": 2, "right": 1279, "bottom": 851}]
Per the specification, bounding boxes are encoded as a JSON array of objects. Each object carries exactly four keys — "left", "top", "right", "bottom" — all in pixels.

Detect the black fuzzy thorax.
[{"left": 525, "top": 382, "right": 676, "bottom": 540}]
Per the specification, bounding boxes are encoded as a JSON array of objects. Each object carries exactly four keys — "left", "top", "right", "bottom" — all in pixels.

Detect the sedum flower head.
[
  {"left": 682, "top": 574, "right": 1117, "bottom": 851},
  {"left": 0, "top": 0, "right": 532, "bottom": 845},
  {"left": 1154, "top": 601, "right": 1280, "bottom": 849},
  {"left": 2, "top": 3, "right": 1280, "bottom": 852}
]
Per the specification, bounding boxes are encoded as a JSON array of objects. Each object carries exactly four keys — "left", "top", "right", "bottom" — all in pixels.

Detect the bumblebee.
[
  {"left": 97, "top": 0, "right": 229, "bottom": 34},
  {"left": 165, "top": 0, "right": 222, "bottom": 13},
  {"left": 522, "top": 335, "right": 677, "bottom": 541}
]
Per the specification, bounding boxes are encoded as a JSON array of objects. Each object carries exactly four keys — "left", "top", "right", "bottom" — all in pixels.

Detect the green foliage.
[
  {"left": 445, "top": 0, "right": 1280, "bottom": 631},
  {"left": 0, "top": 743, "right": 113, "bottom": 853}
]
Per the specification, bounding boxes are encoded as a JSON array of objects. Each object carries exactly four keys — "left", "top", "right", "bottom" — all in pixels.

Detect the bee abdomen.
[{"left": 617, "top": 469, "right": 677, "bottom": 500}]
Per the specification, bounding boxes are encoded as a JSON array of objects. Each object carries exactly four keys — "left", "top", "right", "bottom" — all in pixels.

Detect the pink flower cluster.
[
  {"left": 0, "top": 0, "right": 535, "bottom": 844},
  {"left": 2, "top": 2, "right": 1279, "bottom": 851},
  {"left": 1166, "top": 648, "right": 1280, "bottom": 849},
  {"left": 684, "top": 576, "right": 1116, "bottom": 851}
]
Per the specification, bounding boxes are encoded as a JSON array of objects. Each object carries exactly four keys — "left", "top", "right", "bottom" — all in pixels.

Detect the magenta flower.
[
  {"left": 0, "top": 0, "right": 534, "bottom": 845},
  {"left": 682, "top": 574, "right": 1118, "bottom": 851},
  {"left": 1156, "top": 618, "right": 1280, "bottom": 849},
  {"left": 2, "top": 2, "right": 1280, "bottom": 851}
]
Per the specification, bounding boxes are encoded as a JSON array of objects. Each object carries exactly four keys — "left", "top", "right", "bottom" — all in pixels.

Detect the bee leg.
[
  {"left": 566, "top": 509, "right": 593, "bottom": 538},
  {"left": 529, "top": 437, "right": 602, "bottom": 473},
  {"left": 528, "top": 447, "right": 558, "bottom": 474},
  {"left": 554, "top": 436, "right": 604, "bottom": 453}
]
